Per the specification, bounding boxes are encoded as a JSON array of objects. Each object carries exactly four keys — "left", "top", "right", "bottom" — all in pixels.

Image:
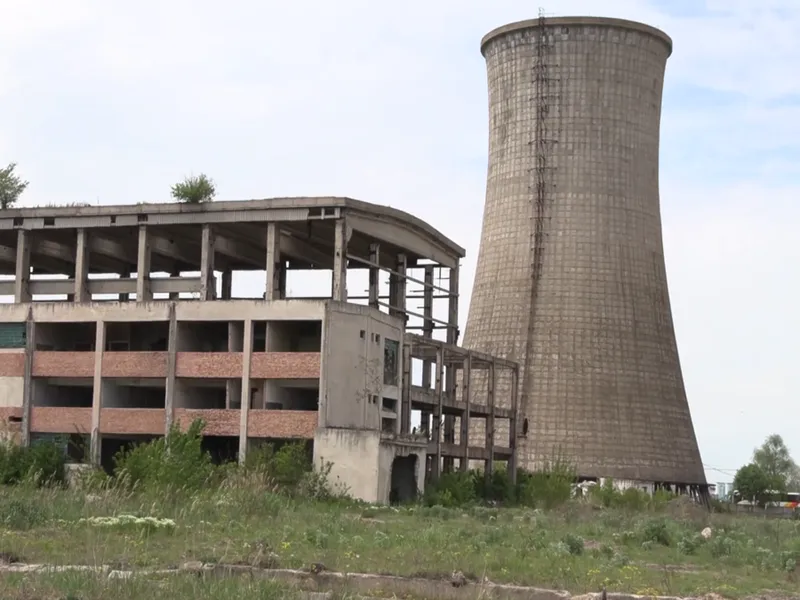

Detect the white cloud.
[{"left": 1, "top": 0, "right": 798, "bottom": 483}]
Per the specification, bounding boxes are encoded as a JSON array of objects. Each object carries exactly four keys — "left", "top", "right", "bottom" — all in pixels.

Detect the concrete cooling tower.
[{"left": 463, "top": 16, "right": 707, "bottom": 489}]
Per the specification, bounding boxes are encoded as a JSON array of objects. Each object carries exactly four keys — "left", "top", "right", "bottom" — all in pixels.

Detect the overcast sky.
[{"left": 2, "top": 0, "right": 798, "bottom": 485}]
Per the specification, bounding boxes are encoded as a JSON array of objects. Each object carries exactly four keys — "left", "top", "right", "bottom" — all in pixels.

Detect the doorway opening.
[{"left": 389, "top": 454, "right": 418, "bottom": 505}]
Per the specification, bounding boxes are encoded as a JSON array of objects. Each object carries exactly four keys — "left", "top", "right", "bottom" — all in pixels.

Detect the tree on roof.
[
  {"left": 0, "top": 163, "right": 29, "bottom": 209},
  {"left": 170, "top": 173, "right": 216, "bottom": 204}
]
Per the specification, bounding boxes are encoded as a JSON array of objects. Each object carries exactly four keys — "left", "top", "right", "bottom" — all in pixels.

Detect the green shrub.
[
  {"left": 516, "top": 460, "right": 575, "bottom": 509},
  {"left": 640, "top": 518, "right": 671, "bottom": 546},
  {"left": 474, "top": 465, "right": 516, "bottom": 504},
  {"left": 562, "top": 533, "right": 584, "bottom": 555},
  {"left": 424, "top": 471, "right": 476, "bottom": 507},
  {"left": 0, "top": 498, "right": 48, "bottom": 530},
  {"left": 0, "top": 438, "right": 66, "bottom": 486},
  {"left": 113, "top": 420, "right": 215, "bottom": 492}
]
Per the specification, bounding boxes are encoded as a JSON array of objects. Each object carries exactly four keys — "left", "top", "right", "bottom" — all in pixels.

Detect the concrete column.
[
  {"left": 485, "top": 361, "right": 496, "bottom": 482},
  {"left": 20, "top": 312, "right": 35, "bottom": 447},
  {"left": 447, "top": 263, "right": 460, "bottom": 345},
  {"left": 169, "top": 269, "right": 180, "bottom": 300},
  {"left": 509, "top": 366, "right": 519, "bottom": 485},
  {"left": 460, "top": 354, "right": 471, "bottom": 472},
  {"left": 164, "top": 304, "right": 178, "bottom": 434},
  {"left": 118, "top": 273, "right": 131, "bottom": 302},
  {"left": 430, "top": 346, "right": 444, "bottom": 481},
  {"left": 400, "top": 341, "right": 411, "bottom": 434},
  {"left": 395, "top": 254, "right": 407, "bottom": 322},
  {"left": 238, "top": 319, "right": 253, "bottom": 463},
  {"left": 136, "top": 225, "right": 152, "bottom": 302},
  {"left": 419, "top": 265, "right": 434, "bottom": 435},
  {"left": 90, "top": 320, "right": 106, "bottom": 466},
  {"left": 331, "top": 218, "right": 347, "bottom": 302},
  {"left": 74, "top": 229, "right": 90, "bottom": 303},
  {"left": 221, "top": 270, "right": 233, "bottom": 300},
  {"left": 368, "top": 243, "right": 380, "bottom": 309},
  {"left": 265, "top": 222, "right": 283, "bottom": 301},
  {"left": 14, "top": 230, "right": 31, "bottom": 303},
  {"left": 200, "top": 224, "right": 215, "bottom": 301},
  {"left": 226, "top": 322, "right": 243, "bottom": 409},
  {"left": 443, "top": 263, "right": 460, "bottom": 472}
]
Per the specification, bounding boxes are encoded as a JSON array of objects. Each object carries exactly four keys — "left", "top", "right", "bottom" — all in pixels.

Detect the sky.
[{"left": 1, "top": 0, "right": 798, "bottom": 486}]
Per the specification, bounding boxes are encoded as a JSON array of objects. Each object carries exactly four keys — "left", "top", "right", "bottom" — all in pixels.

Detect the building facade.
[{"left": 0, "top": 198, "right": 518, "bottom": 504}]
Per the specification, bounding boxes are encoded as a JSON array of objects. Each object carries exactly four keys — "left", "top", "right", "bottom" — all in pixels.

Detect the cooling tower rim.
[{"left": 480, "top": 16, "right": 673, "bottom": 58}]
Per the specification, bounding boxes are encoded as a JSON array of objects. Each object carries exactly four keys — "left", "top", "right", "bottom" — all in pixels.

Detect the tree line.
[
  {"left": 0, "top": 162, "right": 216, "bottom": 209},
  {"left": 733, "top": 434, "right": 800, "bottom": 505}
]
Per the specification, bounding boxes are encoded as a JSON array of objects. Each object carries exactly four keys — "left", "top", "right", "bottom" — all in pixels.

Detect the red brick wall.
[
  {"left": 32, "top": 352, "right": 94, "bottom": 378},
  {"left": 103, "top": 352, "right": 168, "bottom": 378},
  {"left": 101, "top": 408, "right": 165, "bottom": 435},
  {"left": 175, "top": 408, "right": 239, "bottom": 436},
  {"left": 0, "top": 351, "right": 24, "bottom": 377},
  {"left": 250, "top": 353, "right": 320, "bottom": 379},
  {"left": 176, "top": 353, "right": 242, "bottom": 378},
  {"left": 248, "top": 410, "right": 316, "bottom": 439},
  {"left": 30, "top": 407, "right": 92, "bottom": 433}
]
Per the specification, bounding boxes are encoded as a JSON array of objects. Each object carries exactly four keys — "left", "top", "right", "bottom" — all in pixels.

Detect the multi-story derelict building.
[{"left": 0, "top": 198, "right": 518, "bottom": 504}]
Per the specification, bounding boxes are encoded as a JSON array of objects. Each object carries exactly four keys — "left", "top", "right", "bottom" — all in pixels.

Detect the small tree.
[
  {"left": 753, "top": 434, "right": 797, "bottom": 490},
  {"left": 170, "top": 173, "right": 216, "bottom": 204},
  {"left": 0, "top": 163, "right": 29, "bottom": 209},
  {"left": 733, "top": 463, "right": 776, "bottom": 506}
]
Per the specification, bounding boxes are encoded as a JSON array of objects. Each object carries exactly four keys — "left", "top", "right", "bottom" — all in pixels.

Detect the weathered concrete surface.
[
  {"left": 1, "top": 561, "right": 791, "bottom": 600},
  {"left": 464, "top": 15, "right": 706, "bottom": 485}
]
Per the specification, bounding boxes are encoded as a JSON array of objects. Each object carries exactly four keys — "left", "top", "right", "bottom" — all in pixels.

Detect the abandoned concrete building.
[{"left": 0, "top": 198, "right": 518, "bottom": 504}]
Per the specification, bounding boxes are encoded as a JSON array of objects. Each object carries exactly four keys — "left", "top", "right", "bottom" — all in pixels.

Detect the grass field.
[{"left": 1, "top": 480, "right": 799, "bottom": 600}]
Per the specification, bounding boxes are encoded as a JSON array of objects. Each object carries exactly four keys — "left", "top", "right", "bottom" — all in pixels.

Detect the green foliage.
[
  {"left": 113, "top": 420, "right": 215, "bottom": 492},
  {"left": 0, "top": 162, "right": 28, "bottom": 209},
  {"left": 734, "top": 463, "right": 778, "bottom": 506},
  {"left": 0, "top": 438, "right": 66, "bottom": 486},
  {"left": 639, "top": 518, "right": 672, "bottom": 546},
  {"left": 516, "top": 459, "right": 575, "bottom": 509},
  {"left": 562, "top": 533, "right": 584, "bottom": 555},
  {"left": 170, "top": 173, "right": 216, "bottom": 204},
  {"left": 243, "top": 441, "right": 338, "bottom": 499},
  {"left": 589, "top": 480, "right": 675, "bottom": 512},
  {"left": 424, "top": 470, "right": 476, "bottom": 507},
  {"left": 425, "top": 460, "right": 576, "bottom": 509},
  {"left": 753, "top": 434, "right": 797, "bottom": 488},
  {"left": 0, "top": 497, "right": 48, "bottom": 530}
]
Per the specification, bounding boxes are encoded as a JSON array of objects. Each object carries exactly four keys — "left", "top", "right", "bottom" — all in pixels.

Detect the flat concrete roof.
[
  {"left": 480, "top": 16, "right": 673, "bottom": 57},
  {"left": 0, "top": 197, "right": 465, "bottom": 273}
]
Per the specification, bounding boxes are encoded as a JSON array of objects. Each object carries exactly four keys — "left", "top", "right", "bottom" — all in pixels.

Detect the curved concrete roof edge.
[
  {"left": 480, "top": 16, "right": 673, "bottom": 57},
  {"left": 3, "top": 196, "right": 467, "bottom": 260}
]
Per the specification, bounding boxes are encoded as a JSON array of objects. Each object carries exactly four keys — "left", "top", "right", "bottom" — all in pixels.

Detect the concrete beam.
[
  {"left": 0, "top": 277, "right": 202, "bottom": 297},
  {"left": 91, "top": 230, "right": 198, "bottom": 273},
  {"left": 36, "top": 238, "right": 125, "bottom": 274},
  {"left": 279, "top": 233, "right": 334, "bottom": 269},
  {"left": 212, "top": 233, "right": 264, "bottom": 267}
]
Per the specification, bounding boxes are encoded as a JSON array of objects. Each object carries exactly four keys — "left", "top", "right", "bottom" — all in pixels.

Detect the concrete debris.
[{"left": 0, "top": 561, "right": 795, "bottom": 600}]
